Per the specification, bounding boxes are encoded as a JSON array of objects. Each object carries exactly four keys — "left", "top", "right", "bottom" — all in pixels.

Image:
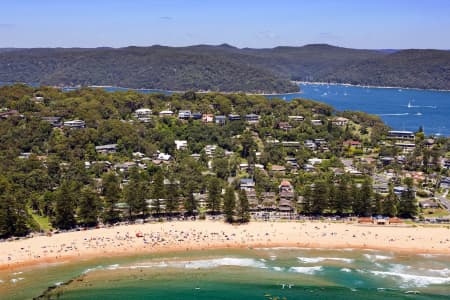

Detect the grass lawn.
[
  {"left": 30, "top": 210, "right": 53, "bottom": 231},
  {"left": 421, "top": 208, "right": 450, "bottom": 218}
]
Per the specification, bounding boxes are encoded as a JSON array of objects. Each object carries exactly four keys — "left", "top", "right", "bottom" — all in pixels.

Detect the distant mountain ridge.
[{"left": 0, "top": 44, "right": 449, "bottom": 92}]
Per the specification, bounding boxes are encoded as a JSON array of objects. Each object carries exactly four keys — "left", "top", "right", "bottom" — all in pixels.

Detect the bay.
[{"left": 271, "top": 83, "right": 450, "bottom": 136}]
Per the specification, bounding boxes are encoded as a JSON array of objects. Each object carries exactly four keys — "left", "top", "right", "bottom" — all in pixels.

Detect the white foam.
[
  {"left": 370, "top": 270, "right": 450, "bottom": 288},
  {"left": 12, "top": 271, "right": 23, "bottom": 275},
  {"left": 10, "top": 277, "right": 24, "bottom": 283},
  {"left": 364, "top": 254, "right": 393, "bottom": 261},
  {"left": 272, "top": 266, "right": 284, "bottom": 272},
  {"left": 423, "top": 268, "right": 450, "bottom": 277},
  {"left": 54, "top": 282, "right": 64, "bottom": 286},
  {"left": 289, "top": 266, "right": 323, "bottom": 275},
  {"left": 297, "top": 257, "right": 354, "bottom": 264},
  {"left": 0, "top": 279, "right": 4, "bottom": 284},
  {"left": 106, "top": 264, "right": 120, "bottom": 270},
  {"left": 341, "top": 268, "right": 352, "bottom": 273},
  {"left": 184, "top": 258, "right": 266, "bottom": 269}
]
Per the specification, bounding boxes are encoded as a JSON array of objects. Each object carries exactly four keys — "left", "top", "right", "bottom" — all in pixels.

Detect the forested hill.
[{"left": 0, "top": 44, "right": 449, "bottom": 92}]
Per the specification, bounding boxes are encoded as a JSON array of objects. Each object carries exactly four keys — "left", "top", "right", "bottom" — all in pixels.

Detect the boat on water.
[{"left": 415, "top": 112, "right": 422, "bottom": 116}]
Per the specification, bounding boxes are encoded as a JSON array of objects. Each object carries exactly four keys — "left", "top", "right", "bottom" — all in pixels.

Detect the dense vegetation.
[
  {"left": 1, "top": 44, "right": 449, "bottom": 92},
  {"left": 0, "top": 85, "right": 447, "bottom": 238}
]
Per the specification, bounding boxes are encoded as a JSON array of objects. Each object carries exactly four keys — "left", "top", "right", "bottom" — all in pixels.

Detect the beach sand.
[{"left": 1, "top": 221, "right": 449, "bottom": 271}]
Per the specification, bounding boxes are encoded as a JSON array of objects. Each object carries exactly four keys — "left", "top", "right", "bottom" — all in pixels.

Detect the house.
[
  {"left": 271, "top": 165, "right": 286, "bottom": 175},
  {"left": 279, "top": 180, "right": 293, "bottom": 192},
  {"left": 281, "top": 141, "right": 301, "bottom": 148},
  {"left": 204, "top": 145, "right": 217, "bottom": 157},
  {"left": 41, "top": 116, "right": 62, "bottom": 127},
  {"left": 278, "top": 199, "right": 294, "bottom": 213},
  {"left": 63, "top": 119, "right": 85, "bottom": 128},
  {"left": 18, "top": 152, "right": 32, "bottom": 159},
  {"left": 159, "top": 110, "right": 174, "bottom": 117},
  {"left": 285, "top": 157, "right": 299, "bottom": 169},
  {"left": 260, "top": 192, "right": 277, "bottom": 210},
  {"left": 246, "top": 190, "right": 259, "bottom": 210},
  {"left": 304, "top": 140, "right": 317, "bottom": 150},
  {"left": 115, "top": 162, "right": 137, "bottom": 172},
  {"left": 215, "top": 115, "right": 226, "bottom": 125},
  {"left": 157, "top": 152, "right": 172, "bottom": 161},
  {"left": 202, "top": 114, "right": 214, "bottom": 123},
  {"left": 343, "top": 140, "right": 362, "bottom": 148},
  {"left": 288, "top": 115, "right": 304, "bottom": 122},
  {"left": 443, "top": 159, "right": 450, "bottom": 169},
  {"left": 331, "top": 117, "right": 349, "bottom": 126},
  {"left": 95, "top": 144, "right": 118, "bottom": 154},
  {"left": 174, "top": 140, "right": 188, "bottom": 151},
  {"left": 192, "top": 112, "right": 203, "bottom": 120},
  {"left": 388, "top": 130, "right": 415, "bottom": 141},
  {"left": 395, "top": 142, "right": 416, "bottom": 153},
  {"left": 311, "top": 119, "right": 323, "bottom": 126},
  {"left": 307, "top": 158, "right": 322, "bottom": 165},
  {"left": 0, "top": 109, "right": 21, "bottom": 119},
  {"left": 419, "top": 200, "right": 440, "bottom": 209},
  {"left": 245, "top": 113, "right": 260, "bottom": 124},
  {"left": 240, "top": 178, "right": 255, "bottom": 191},
  {"left": 278, "top": 122, "right": 293, "bottom": 131},
  {"left": 440, "top": 177, "right": 450, "bottom": 189},
  {"left": 373, "top": 183, "right": 389, "bottom": 194},
  {"left": 31, "top": 96, "right": 44, "bottom": 103},
  {"left": 380, "top": 156, "right": 395, "bottom": 166},
  {"left": 228, "top": 114, "right": 241, "bottom": 121},
  {"left": 178, "top": 110, "right": 192, "bottom": 120},
  {"left": 134, "top": 108, "right": 152, "bottom": 122}
]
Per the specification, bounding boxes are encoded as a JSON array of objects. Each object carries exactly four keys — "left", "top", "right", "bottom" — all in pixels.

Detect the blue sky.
[{"left": 1, "top": 0, "right": 449, "bottom": 49}]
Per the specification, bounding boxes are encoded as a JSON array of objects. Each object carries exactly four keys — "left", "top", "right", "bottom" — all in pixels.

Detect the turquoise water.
[
  {"left": 272, "top": 84, "right": 450, "bottom": 136},
  {"left": 2, "top": 248, "right": 449, "bottom": 299}
]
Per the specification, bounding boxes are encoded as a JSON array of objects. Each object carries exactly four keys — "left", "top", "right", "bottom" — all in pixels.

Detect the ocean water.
[
  {"left": 1, "top": 248, "right": 449, "bottom": 299},
  {"left": 271, "top": 83, "right": 450, "bottom": 136}
]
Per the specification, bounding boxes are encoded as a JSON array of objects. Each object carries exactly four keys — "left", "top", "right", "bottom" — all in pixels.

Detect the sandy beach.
[{"left": 1, "top": 221, "right": 449, "bottom": 271}]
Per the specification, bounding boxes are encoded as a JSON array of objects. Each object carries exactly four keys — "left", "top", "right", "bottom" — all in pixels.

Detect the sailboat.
[{"left": 407, "top": 100, "right": 412, "bottom": 108}]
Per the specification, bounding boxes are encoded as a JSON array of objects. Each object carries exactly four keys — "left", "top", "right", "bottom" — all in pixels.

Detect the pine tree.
[
  {"left": 383, "top": 184, "right": 398, "bottom": 217},
  {"left": 101, "top": 172, "right": 121, "bottom": 224},
  {"left": 78, "top": 186, "right": 100, "bottom": 227},
  {"left": 184, "top": 182, "right": 198, "bottom": 217},
  {"left": 207, "top": 177, "right": 222, "bottom": 214},
  {"left": 311, "top": 179, "right": 328, "bottom": 214},
  {"left": 373, "top": 193, "right": 383, "bottom": 215},
  {"left": 223, "top": 186, "right": 236, "bottom": 223},
  {"left": 53, "top": 180, "right": 77, "bottom": 230},
  {"left": 355, "top": 176, "right": 373, "bottom": 216},
  {"left": 302, "top": 184, "right": 313, "bottom": 214},
  {"left": 398, "top": 178, "right": 418, "bottom": 218},
  {"left": 334, "top": 176, "right": 350, "bottom": 215},
  {"left": 151, "top": 171, "right": 165, "bottom": 216},
  {"left": 237, "top": 189, "right": 250, "bottom": 223}
]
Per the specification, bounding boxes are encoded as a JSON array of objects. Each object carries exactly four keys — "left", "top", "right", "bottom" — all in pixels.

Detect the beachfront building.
[
  {"left": 204, "top": 144, "right": 218, "bottom": 157},
  {"left": 63, "top": 119, "right": 85, "bottom": 128}
]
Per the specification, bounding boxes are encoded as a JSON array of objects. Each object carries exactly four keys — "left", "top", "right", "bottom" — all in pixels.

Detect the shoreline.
[
  {"left": 1, "top": 221, "right": 449, "bottom": 272},
  {"left": 295, "top": 81, "right": 450, "bottom": 93}
]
